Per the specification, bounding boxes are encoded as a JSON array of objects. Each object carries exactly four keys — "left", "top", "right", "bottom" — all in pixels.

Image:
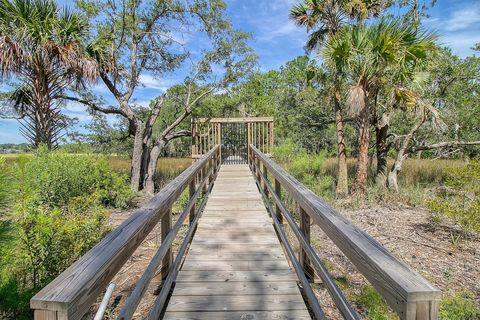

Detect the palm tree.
[
  {"left": 290, "top": 0, "right": 350, "bottom": 197},
  {"left": 0, "top": 0, "right": 97, "bottom": 148},
  {"left": 290, "top": 0, "right": 388, "bottom": 197},
  {"left": 323, "top": 18, "right": 437, "bottom": 193}
]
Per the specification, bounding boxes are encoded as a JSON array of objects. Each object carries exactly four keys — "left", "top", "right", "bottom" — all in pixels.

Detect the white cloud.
[
  {"left": 139, "top": 74, "right": 175, "bottom": 91},
  {"left": 423, "top": 3, "right": 480, "bottom": 57},
  {"left": 444, "top": 5, "right": 480, "bottom": 32}
]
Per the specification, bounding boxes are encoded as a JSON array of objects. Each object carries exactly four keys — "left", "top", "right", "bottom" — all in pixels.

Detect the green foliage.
[
  {"left": 428, "top": 161, "right": 480, "bottom": 234},
  {"left": 439, "top": 292, "right": 480, "bottom": 320},
  {"left": 14, "top": 146, "right": 135, "bottom": 209},
  {"left": 0, "top": 148, "right": 135, "bottom": 318},
  {"left": 273, "top": 141, "right": 334, "bottom": 199},
  {"left": 356, "top": 285, "right": 398, "bottom": 320},
  {"left": 13, "top": 194, "right": 107, "bottom": 287}
]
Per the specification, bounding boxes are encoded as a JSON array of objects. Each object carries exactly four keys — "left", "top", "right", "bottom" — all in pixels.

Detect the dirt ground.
[
  {"left": 96, "top": 203, "right": 479, "bottom": 319},
  {"left": 304, "top": 204, "right": 480, "bottom": 319}
]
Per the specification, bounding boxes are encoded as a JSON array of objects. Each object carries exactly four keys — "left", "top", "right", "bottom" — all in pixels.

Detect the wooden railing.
[
  {"left": 31, "top": 146, "right": 221, "bottom": 320},
  {"left": 249, "top": 145, "right": 441, "bottom": 320}
]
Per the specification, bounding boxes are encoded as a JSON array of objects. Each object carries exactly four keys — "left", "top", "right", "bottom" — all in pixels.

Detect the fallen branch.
[{"left": 411, "top": 140, "right": 480, "bottom": 152}]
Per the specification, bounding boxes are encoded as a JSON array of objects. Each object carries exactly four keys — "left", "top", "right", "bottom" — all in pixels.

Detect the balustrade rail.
[
  {"left": 249, "top": 144, "right": 441, "bottom": 320},
  {"left": 30, "top": 146, "right": 221, "bottom": 320}
]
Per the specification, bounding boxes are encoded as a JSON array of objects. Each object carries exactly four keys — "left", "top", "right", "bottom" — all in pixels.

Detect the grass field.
[{"left": 322, "top": 157, "right": 467, "bottom": 187}]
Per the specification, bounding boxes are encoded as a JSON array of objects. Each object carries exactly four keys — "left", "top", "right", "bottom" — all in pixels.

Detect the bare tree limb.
[
  {"left": 59, "top": 95, "right": 127, "bottom": 117},
  {"left": 411, "top": 140, "right": 480, "bottom": 152}
]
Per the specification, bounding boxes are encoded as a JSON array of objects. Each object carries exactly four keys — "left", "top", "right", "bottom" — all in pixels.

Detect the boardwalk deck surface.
[{"left": 163, "top": 164, "right": 311, "bottom": 320}]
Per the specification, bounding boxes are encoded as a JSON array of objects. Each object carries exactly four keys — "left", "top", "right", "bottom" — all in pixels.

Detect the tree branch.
[
  {"left": 411, "top": 140, "right": 480, "bottom": 152},
  {"left": 59, "top": 95, "right": 127, "bottom": 117}
]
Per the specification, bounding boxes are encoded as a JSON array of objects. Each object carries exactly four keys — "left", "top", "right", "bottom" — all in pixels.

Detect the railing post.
[
  {"left": 274, "top": 178, "right": 283, "bottom": 224},
  {"left": 201, "top": 165, "right": 207, "bottom": 195},
  {"left": 161, "top": 208, "right": 173, "bottom": 279},
  {"left": 34, "top": 310, "right": 62, "bottom": 320},
  {"left": 256, "top": 157, "right": 261, "bottom": 182},
  {"left": 262, "top": 163, "right": 269, "bottom": 196},
  {"left": 299, "top": 206, "right": 314, "bottom": 281},
  {"left": 189, "top": 178, "right": 195, "bottom": 225}
]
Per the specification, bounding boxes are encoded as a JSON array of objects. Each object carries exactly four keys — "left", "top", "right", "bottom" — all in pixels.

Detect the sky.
[{"left": 1, "top": 0, "right": 480, "bottom": 144}]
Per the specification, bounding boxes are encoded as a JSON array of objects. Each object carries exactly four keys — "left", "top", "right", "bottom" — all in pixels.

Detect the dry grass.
[
  {"left": 323, "top": 157, "right": 467, "bottom": 188},
  {"left": 106, "top": 156, "right": 191, "bottom": 174}
]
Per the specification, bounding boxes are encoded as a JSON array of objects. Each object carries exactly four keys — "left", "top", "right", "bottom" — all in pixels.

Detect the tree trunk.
[
  {"left": 143, "top": 144, "right": 162, "bottom": 196},
  {"left": 130, "top": 126, "right": 145, "bottom": 192},
  {"left": 352, "top": 96, "right": 370, "bottom": 194},
  {"left": 375, "top": 112, "right": 390, "bottom": 188},
  {"left": 387, "top": 119, "right": 424, "bottom": 192},
  {"left": 334, "top": 89, "right": 348, "bottom": 197}
]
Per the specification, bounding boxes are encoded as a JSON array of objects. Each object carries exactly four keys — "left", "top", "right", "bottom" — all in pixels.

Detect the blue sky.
[{"left": 1, "top": 0, "right": 480, "bottom": 144}]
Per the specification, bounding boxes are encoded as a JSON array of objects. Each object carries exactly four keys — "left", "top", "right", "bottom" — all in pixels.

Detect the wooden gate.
[{"left": 191, "top": 117, "right": 274, "bottom": 164}]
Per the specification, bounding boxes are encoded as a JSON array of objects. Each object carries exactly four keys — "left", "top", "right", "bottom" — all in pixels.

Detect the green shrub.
[
  {"left": 356, "top": 285, "right": 398, "bottom": 320},
  {"left": 439, "top": 292, "right": 480, "bottom": 320},
  {"left": 14, "top": 146, "right": 135, "bottom": 209},
  {"left": 0, "top": 148, "right": 133, "bottom": 319},
  {"left": 428, "top": 161, "right": 480, "bottom": 234},
  {"left": 273, "top": 141, "right": 334, "bottom": 200}
]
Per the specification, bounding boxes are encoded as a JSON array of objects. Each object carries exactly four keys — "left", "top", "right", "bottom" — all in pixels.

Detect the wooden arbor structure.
[{"left": 191, "top": 117, "right": 274, "bottom": 164}]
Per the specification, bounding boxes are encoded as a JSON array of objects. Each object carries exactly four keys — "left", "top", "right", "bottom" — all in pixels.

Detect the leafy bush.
[
  {"left": 428, "top": 161, "right": 480, "bottom": 234},
  {"left": 14, "top": 146, "right": 135, "bottom": 209},
  {"left": 273, "top": 141, "right": 334, "bottom": 199},
  {"left": 0, "top": 148, "right": 134, "bottom": 319},
  {"left": 439, "top": 292, "right": 480, "bottom": 320},
  {"left": 356, "top": 285, "right": 398, "bottom": 320}
]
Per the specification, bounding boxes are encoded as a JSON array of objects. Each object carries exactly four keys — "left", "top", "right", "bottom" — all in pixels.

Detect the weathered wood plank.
[
  {"left": 195, "top": 117, "right": 274, "bottom": 123},
  {"left": 163, "top": 310, "right": 311, "bottom": 320},
  {"left": 181, "top": 259, "right": 291, "bottom": 271},
  {"left": 186, "top": 252, "right": 285, "bottom": 261},
  {"left": 166, "top": 295, "right": 306, "bottom": 312},
  {"left": 175, "top": 270, "right": 299, "bottom": 282},
  {"left": 171, "top": 281, "right": 300, "bottom": 296}
]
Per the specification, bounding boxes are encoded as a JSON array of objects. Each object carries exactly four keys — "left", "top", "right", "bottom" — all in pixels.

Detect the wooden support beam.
[
  {"left": 189, "top": 179, "right": 195, "bottom": 225},
  {"left": 196, "top": 117, "right": 274, "bottom": 123},
  {"left": 299, "top": 206, "right": 314, "bottom": 281},
  {"left": 161, "top": 208, "right": 173, "bottom": 280},
  {"left": 262, "top": 163, "right": 269, "bottom": 197},
  {"left": 274, "top": 178, "right": 282, "bottom": 224}
]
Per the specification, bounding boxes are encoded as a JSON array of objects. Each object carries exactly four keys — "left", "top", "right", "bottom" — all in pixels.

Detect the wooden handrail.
[
  {"left": 249, "top": 145, "right": 441, "bottom": 320},
  {"left": 31, "top": 146, "right": 220, "bottom": 320}
]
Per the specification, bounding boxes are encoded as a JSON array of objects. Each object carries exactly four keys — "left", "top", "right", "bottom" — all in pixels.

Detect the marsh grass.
[
  {"left": 323, "top": 158, "right": 466, "bottom": 189},
  {"left": 4, "top": 154, "right": 192, "bottom": 191}
]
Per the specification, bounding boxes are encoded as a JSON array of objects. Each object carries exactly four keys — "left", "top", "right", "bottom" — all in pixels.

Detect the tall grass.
[
  {"left": 323, "top": 158, "right": 466, "bottom": 189},
  {"left": 4, "top": 154, "right": 192, "bottom": 191}
]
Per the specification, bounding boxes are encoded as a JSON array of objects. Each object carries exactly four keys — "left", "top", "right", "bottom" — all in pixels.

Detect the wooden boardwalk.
[{"left": 163, "top": 164, "right": 311, "bottom": 320}]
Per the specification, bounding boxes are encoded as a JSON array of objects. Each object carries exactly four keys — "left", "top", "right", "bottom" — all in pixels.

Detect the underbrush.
[
  {"left": 273, "top": 141, "right": 335, "bottom": 202},
  {"left": 355, "top": 286, "right": 480, "bottom": 320},
  {"left": 0, "top": 147, "right": 135, "bottom": 319},
  {"left": 274, "top": 141, "right": 466, "bottom": 210},
  {"left": 439, "top": 292, "right": 480, "bottom": 320},
  {"left": 428, "top": 161, "right": 480, "bottom": 235},
  {"left": 355, "top": 286, "right": 398, "bottom": 320}
]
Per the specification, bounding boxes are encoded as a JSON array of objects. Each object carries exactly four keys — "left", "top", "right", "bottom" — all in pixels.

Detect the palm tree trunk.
[
  {"left": 352, "top": 96, "right": 370, "bottom": 194},
  {"left": 375, "top": 112, "right": 390, "bottom": 188},
  {"left": 334, "top": 88, "right": 348, "bottom": 197}
]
